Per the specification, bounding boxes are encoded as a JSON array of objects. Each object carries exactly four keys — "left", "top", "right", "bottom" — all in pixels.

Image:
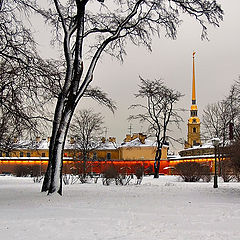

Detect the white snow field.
[{"left": 0, "top": 176, "right": 240, "bottom": 240}]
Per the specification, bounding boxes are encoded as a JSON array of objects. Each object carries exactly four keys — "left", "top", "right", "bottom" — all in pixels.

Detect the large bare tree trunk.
[
  {"left": 48, "top": 127, "right": 66, "bottom": 195},
  {"left": 41, "top": 93, "right": 67, "bottom": 192},
  {"left": 44, "top": 109, "right": 75, "bottom": 194},
  {"left": 42, "top": 90, "right": 76, "bottom": 194}
]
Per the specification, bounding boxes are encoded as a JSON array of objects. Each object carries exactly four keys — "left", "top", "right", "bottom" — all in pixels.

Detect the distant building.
[
  {"left": 0, "top": 134, "right": 169, "bottom": 175},
  {"left": 119, "top": 133, "right": 168, "bottom": 161}
]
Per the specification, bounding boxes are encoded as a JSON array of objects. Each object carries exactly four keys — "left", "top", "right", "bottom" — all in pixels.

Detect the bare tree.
[
  {"left": 24, "top": 0, "right": 224, "bottom": 194},
  {"left": 226, "top": 79, "right": 240, "bottom": 140},
  {"left": 202, "top": 78, "right": 240, "bottom": 143},
  {"left": 0, "top": 1, "right": 115, "bottom": 152},
  {"left": 69, "top": 109, "right": 104, "bottom": 181},
  {"left": 224, "top": 80, "right": 240, "bottom": 180},
  {"left": 0, "top": 1, "right": 64, "bottom": 150},
  {"left": 228, "top": 140, "right": 240, "bottom": 181},
  {"left": 129, "top": 77, "right": 183, "bottom": 178},
  {"left": 202, "top": 100, "right": 230, "bottom": 144},
  {"left": 202, "top": 78, "right": 240, "bottom": 177}
]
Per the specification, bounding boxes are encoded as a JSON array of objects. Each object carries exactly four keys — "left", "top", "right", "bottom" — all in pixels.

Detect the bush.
[
  {"left": 66, "top": 161, "right": 91, "bottom": 184},
  {"left": 14, "top": 165, "right": 31, "bottom": 177},
  {"left": 228, "top": 141, "right": 240, "bottom": 181},
  {"left": 102, "top": 165, "right": 119, "bottom": 179},
  {"left": 175, "top": 162, "right": 211, "bottom": 182},
  {"left": 134, "top": 164, "right": 144, "bottom": 185},
  {"left": 102, "top": 165, "right": 136, "bottom": 186},
  {"left": 102, "top": 165, "right": 119, "bottom": 185},
  {"left": 221, "top": 160, "right": 234, "bottom": 182},
  {"left": 30, "top": 165, "right": 41, "bottom": 177}
]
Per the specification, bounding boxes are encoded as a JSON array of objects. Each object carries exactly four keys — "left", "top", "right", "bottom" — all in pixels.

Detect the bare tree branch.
[{"left": 129, "top": 77, "right": 183, "bottom": 178}]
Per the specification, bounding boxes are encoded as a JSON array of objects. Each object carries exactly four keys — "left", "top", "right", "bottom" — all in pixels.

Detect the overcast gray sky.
[{"left": 36, "top": 0, "right": 240, "bottom": 152}]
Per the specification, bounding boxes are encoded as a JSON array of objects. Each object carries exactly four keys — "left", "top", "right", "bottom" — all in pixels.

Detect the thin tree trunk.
[
  {"left": 83, "top": 153, "right": 87, "bottom": 179},
  {"left": 154, "top": 148, "right": 161, "bottom": 178}
]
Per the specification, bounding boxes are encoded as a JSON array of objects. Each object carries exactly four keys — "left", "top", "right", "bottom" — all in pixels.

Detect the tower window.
[
  {"left": 193, "top": 127, "right": 196, "bottom": 133},
  {"left": 106, "top": 152, "right": 111, "bottom": 160},
  {"left": 191, "top": 110, "right": 197, "bottom": 117}
]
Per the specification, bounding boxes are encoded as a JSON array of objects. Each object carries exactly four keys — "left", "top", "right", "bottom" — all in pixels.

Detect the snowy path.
[{"left": 0, "top": 176, "right": 240, "bottom": 240}]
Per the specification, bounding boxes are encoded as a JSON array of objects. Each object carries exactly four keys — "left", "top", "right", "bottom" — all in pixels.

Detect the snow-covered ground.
[{"left": 0, "top": 176, "right": 240, "bottom": 240}]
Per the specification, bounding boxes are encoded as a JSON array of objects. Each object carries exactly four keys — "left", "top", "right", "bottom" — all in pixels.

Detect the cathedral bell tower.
[{"left": 185, "top": 52, "right": 201, "bottom": 148}]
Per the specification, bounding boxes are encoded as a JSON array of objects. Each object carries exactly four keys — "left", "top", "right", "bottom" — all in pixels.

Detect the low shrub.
[
  {"left": 102, "top": 165, "right": 119, "bottom": 185},
  {"left": 221, "top": 160, "right": 234, "bottom": 182},
  {"left": 102, "top": 165, "right": 139, "bottom": 185},
  {"left": 134, "top": 164, "right": 144, "bottom": 185},
  {"left": 175, "top": 162, "right": 211, "bottom": 182},
  {"left": 14, "top": 165, "right": 31, "bottom": 177}
]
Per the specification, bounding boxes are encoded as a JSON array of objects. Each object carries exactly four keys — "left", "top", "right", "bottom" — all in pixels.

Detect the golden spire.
[
  {"left": 192, "top": 51, "right": 196, "bottom": 105},
  {"left": 185, "top": 51, "right": 201, "bottom": 149}
]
